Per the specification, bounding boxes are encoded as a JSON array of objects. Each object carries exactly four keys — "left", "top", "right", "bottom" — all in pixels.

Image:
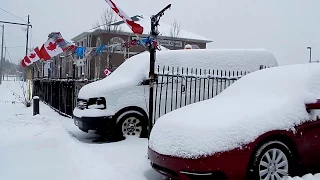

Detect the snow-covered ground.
[
  {"left": 1, "top": 79, "right": 319, "bottom": 180},
  {"left": 0, "top": 80, "right": 163, "bottom": 180},
  {"left": 287, "top": 174, "right": 320, "bottom": 180}
]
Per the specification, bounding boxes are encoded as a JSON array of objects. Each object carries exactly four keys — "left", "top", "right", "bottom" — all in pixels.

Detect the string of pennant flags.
[{"left": 21, "top": 0, "right": 158, "bottom": 69}]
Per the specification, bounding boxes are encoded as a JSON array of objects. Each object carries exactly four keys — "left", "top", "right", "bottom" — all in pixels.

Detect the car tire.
[
  {"left": 116, "top": 112, "right": 148, "bottom": 139},
  {"left": 247, "top": 140, "right": 294, "bottom": 180}
]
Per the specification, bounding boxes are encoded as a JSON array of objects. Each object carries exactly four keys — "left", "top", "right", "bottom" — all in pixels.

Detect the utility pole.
[
  {"left": 25, "top": 15, "right": 32, "bottom": 106},
  {"left": 147, "top": 4, "right": 171, "bottom": 139},
  {"left": 0, "top": 25, "right": 4, "bottom": 85},
  {"left": 0, "top": 16, "right": 32, "bottom": 106}
]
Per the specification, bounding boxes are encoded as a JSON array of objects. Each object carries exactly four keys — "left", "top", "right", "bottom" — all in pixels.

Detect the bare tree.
[
  {"left": 92, "top": 8, "right": 122, "bottom": 32},
  {"left": 169, "top": 19, "right": 181, "bottom": 48}
]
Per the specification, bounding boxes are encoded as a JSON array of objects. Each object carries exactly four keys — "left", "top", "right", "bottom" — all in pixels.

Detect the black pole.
[
  {"left": 42, "top": 62, "right": 44, "bottom": 77},
  {"left": 307, "top": 47, "right": 312, "bottom": 63},
  {"left": 309, "top": 48, "right": 312, "bottom": 63},
  {"left": 60, "top": 57, "right": 62, "bottom": 79},
  {"left": 72, "top": 63, "right": 76, "bottom": 79},
  {"left": 148, "top": 39, "right": 156, "bottom": 139},
  {"left": 33, "top": 96, "right": 40, "bottom": 115},
  {"left": 147, "top": 4, "right": 171, "bottom": 139}
]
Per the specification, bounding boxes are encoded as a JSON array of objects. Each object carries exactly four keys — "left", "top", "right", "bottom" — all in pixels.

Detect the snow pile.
[
  {"left": 0, "top": 81, "right": 124, "bottom": 180},
  {"left": 149, "top": 63, "right": 320, "bottom": 158},
  {"left": 286, "top": 174, "right": 320, "bottom": 180},
  {"left": 0, "top": 81, "right": 163, "bottom": 180},
  {"left": 78, "top": 49, "right": 277, "bottom": 99}
]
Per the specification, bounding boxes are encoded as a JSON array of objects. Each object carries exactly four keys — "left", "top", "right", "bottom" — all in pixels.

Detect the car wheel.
[
  {"left": 248, "top": 140, "right": 294, "bottom": 180},
  {"left": 116, "top": 112, "right": 147, "bottom": 139}
]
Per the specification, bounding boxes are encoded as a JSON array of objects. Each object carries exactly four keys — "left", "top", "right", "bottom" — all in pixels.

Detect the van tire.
[{"left": 116, "top": 112, "right": 148, "bottom": 139}]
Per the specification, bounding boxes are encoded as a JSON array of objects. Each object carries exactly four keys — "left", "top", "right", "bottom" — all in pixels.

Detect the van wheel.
[
  {"left": 116, "top": 112, "right": 147, "bottom": 139},
  {"left": 248, "top": 140, "right": 293, "bottom": 180}
]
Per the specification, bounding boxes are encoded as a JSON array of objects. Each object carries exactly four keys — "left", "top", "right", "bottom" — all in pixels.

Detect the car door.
[{"left": 294, "top": 100, "right": 320, "bottom": 172}]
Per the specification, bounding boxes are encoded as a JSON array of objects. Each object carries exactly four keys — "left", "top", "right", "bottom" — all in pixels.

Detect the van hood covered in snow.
[
  {"left": 78, "top": 49, "right": 278, "bottom": 99},
  {"left": 148, "top": 63, "right": 320, "bottom": 159}
]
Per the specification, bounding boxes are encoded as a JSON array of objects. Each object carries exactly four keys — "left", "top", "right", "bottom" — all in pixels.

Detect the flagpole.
[{"left": 147, "top": 4, "right": 171, "bottom": 139}]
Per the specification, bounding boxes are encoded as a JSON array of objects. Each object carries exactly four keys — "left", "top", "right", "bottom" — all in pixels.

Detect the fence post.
[
  {"left": 72, "top": 63, "right": 76, "bottom": 79},
  {"left": 259, "top": 65, "right": 264, "bottom": 70},
  {"left": 33, "top": 96, "right": 40, "bottom": 116}
]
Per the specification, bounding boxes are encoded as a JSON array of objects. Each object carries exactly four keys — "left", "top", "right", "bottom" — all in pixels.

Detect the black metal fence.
[
  {"left": 33, "top": 65, "right": 269, "bottom": 121},
  {"left": 32, "top": 78, "right": 93, "bottom": 117},
  {"left": 152, "top": 66, "right": 249, "bottom": 122}
]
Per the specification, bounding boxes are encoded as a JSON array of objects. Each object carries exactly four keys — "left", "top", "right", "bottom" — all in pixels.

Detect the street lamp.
[{"left": 307, "top": 47, "right": 312, "bottom": 63}]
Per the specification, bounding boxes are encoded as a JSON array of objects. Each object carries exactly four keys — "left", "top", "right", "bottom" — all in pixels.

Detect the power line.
[{"left": 0, "top": 7, "right": 28, "bottom": 23}]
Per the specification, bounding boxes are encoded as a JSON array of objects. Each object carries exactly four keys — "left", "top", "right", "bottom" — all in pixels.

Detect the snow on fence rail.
[{"left": 32, "top": 65, "right": 269, "bottom": 121}]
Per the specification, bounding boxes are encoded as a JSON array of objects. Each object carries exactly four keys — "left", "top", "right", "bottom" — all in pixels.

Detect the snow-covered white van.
[{"left": 73, "top": 49, "right": 278, "bottom": 139}]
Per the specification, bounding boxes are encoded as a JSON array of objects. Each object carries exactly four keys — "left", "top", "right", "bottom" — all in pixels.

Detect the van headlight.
[{"left": 87, "top": 97, "right": 107, "bottom": 110}]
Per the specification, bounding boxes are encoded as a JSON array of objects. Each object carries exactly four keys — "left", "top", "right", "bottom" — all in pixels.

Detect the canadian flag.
[
  {"left": 21, "top": 59, "right": 27, "bottom": 67},
  {"left": 28, "top": 47, "right": 42, "bottom": 63},
  {"left": 39, "top": 38, "right": 63, "bottom": 61},
  {"left": 20, "top": 47, "right": 42, "bottom": 67},
  {"left": 104, "top": 0, "right": 144, "bottom": 35},
  {"left": 104, "top": 68, "right": 111, "bottom": 76}
]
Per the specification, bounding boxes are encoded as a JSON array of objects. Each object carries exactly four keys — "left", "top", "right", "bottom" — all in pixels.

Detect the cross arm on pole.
[{"left": 0, "top": 20, "right": 32, "bottom": 28}]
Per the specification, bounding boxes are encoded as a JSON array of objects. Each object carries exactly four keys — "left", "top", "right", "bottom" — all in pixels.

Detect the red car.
[
  {"left": 148, "top": 100, "right": 320, "bottom": 180},
  {"left": 148, "top": 64, "right": 320, "bottom": 180}
]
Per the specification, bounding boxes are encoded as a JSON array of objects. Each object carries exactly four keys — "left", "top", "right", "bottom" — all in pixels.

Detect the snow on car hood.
[
  {"left": 78, "top": 49, "right": 277, "bottom": 99},
  {"left": 148, "top": 63, "right": 320, "bottom": 159}
]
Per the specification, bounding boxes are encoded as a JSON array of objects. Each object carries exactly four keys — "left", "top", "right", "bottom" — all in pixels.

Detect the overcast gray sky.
[{"left": 1, "top": 0, "right": 319, "bottom": 65}]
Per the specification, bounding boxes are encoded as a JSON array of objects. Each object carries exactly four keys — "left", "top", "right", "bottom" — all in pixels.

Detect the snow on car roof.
[
  {"left": 148, "top": 63, "right": 320, "bottom": 159},
  {"left": 78, "top": 49, "right": 277, "bottom": 99}
]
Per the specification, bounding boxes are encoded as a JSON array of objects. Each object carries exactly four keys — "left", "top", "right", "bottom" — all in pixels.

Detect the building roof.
[{"left": 71, "top": 15, "right": 212, "bottom": 43}]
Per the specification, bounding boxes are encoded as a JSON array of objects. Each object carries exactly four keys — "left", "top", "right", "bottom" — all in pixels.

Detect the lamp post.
[{"left": 307, "top": 47, "right": 312, "bottom": 63}]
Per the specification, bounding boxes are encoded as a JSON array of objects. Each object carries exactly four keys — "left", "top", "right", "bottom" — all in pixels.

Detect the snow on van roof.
[
  {"left": 148, "top": 63, "right": 320, "bottom": 159},
  {"left": 77, "top": 49, "right": 278, "bottom": 99}
]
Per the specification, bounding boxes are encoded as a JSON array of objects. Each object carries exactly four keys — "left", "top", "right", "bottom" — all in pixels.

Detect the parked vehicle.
[
  {"left": 73, "top": 49, "right": 278, "bottom": 139},
  {"left": 148, "top": 63, "right": 320, "bottom": 180}
]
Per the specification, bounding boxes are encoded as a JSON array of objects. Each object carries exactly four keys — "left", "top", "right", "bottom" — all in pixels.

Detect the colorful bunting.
[{"left": 20, "top": 32, "right": 160, "bottom": 68}]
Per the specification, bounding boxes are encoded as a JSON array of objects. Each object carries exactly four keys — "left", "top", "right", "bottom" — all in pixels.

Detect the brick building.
[{"left": 36, "top": 15, "right": 212, "bottom": 79}]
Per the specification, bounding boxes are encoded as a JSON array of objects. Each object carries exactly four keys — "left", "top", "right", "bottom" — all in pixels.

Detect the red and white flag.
[
  {"left": 104, "top": 68, "right": 111, "bottom": 76},
  {"left": 39, "top": 38, "right": 63, "bottom": 61},
  {"left": 21, "top": 59, "right": 27, "bottom": 67},
  {"left": 28, "top": 47, "right": 42, "bottom": 63},
  {"left": 104, "top": 0, "right": 144, "bottom": 34},
  {"left": 22, "top": 56, "right": 32, "bottom": 66},
  {"left": 20, "top": 47, "right": 43, "bottom": 67}
]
